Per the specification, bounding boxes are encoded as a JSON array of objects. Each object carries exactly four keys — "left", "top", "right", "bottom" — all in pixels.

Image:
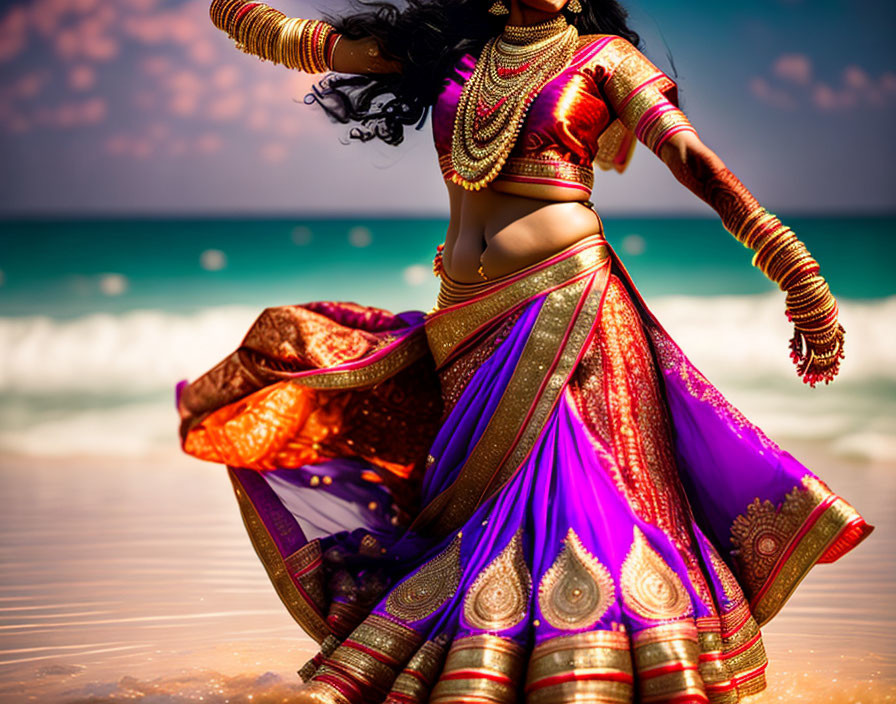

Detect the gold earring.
[
  {"left": 566, "top": 0, "right": 582, "bottom": 12},
  {"left": 488, "top": 0, "right": 510, "bottom": 15}
]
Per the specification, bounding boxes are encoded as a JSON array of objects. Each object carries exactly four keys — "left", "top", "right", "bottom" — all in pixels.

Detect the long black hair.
[{"left": 305, "top": 0, "right": 640, "bottom": 146}]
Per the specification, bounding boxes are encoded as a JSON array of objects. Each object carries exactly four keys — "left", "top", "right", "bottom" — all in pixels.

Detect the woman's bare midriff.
[{"left": 441, "top": 180, "right": 603, "bottom": 283}]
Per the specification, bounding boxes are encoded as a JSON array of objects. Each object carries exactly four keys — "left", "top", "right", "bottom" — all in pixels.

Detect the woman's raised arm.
[{"left": 209, "top": 0, "right": 402, "bottom": 75}]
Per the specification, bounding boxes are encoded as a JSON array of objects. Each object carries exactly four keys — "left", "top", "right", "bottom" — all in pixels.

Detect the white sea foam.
[
  {"left": 0, "top": 294, "right": 893, "bottom": 461},
  {"left": 0, "top": 306, "right": 260, "bottom": 395}
]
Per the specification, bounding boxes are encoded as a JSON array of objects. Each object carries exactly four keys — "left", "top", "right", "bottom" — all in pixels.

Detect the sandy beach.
[{"left": 0, "top": 440, "right": 892, "bottom": 704}]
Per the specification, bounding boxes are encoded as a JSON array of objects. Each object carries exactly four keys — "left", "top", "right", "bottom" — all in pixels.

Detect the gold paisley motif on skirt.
[
  {"left": 385, "top": 534, "right": 463, "bottom": 623},
  {"left": 537, "top": 528, "right": 615, "bottom": 630},
  {"left": 464, "top": 530, "right": 532, "bottom": 631},
  {"left": 729, "top": 475, "right": 825, "bottom": 596},
  {"left": 621, "top": 527, "right": 693, "bottom": 621}
]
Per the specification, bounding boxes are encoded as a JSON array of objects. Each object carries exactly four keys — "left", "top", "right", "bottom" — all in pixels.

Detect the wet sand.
[{"left": 0, "top": 445, "right": 893, "bottom": 703}]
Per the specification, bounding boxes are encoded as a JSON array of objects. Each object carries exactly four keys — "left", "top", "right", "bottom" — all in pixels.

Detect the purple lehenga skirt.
[{"left": 176, "top": 233, "right": 872, "bottom": 704}]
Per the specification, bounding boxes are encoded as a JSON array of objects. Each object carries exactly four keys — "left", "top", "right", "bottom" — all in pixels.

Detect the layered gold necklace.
[{"left": 450, "top": 15, "right": 579, "bottom": 191}]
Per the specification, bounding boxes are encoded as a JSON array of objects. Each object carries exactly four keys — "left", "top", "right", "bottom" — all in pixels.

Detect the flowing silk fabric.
[{"left": 176, "top": 236, "right": 871, "bottom": 704}]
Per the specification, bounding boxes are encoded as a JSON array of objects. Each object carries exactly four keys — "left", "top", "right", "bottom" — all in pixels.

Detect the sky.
[{"left": 0, "top": 0, "right": 894, "bottom": 216}]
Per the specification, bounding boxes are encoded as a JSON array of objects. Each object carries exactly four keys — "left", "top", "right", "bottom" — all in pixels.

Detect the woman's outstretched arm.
[
  {"left": 593, "top": 36, "right": 845, "bottom": 386},
  {"left": 209, "top": 0, "right": 402, "bottom": 75},
  {"left": 656, "top": 130, "right": 845, "bottom": 386}
]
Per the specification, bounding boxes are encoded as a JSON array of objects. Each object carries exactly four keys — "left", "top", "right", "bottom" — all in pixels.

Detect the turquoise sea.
[
  {"left": 1, "top": 215, "right": 894, "bottom": 317},
  {"left": 0, "top": 214, "right": 894, "bottom": 463}
]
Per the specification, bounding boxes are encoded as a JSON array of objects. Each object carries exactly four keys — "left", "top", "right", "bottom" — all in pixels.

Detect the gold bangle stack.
[
  {"left": 208, "top": 0, "right": 337, "bottom": 73},
  {"left": 734, "top": 206, "right": 845, "bottom": 386}
]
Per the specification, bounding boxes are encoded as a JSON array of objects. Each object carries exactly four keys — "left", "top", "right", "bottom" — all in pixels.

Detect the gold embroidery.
[
  {"left": 431, "top": 634, "right": 525, "bottom": 704},
  {"left": 708, "top": 546, "right": 745, "bottom": 607},
  {"left": 326, "top": 600, "right": 367, "bottom": 639},
  {"left": 594, "top": 119, "right": 636, "bottom": 173},
  {"left": 499, "top": 155, "right": 594, "bottom": 189},
  {"left": 425, "top": 238, "right": 608, "bottom": 366},
  {"left": 729, "top": 475, "right": 826, "bottom": 596},
  {"left": 317, "top": 613, "right": 423, "bottom": 696},
  {"left": 537, "top": 528, "right": 615, "bottom": 630},
  {"left": 600, "top": 39, "right": 662, "bottom": 106},
  {"left": 385, "top": 636, "right": 450, "bottom": 704},
  {"left": 621, "top": 527, "right": 692, "bottom": 621},
  {"left": 287, "top": 332, "right": 430, "bottom": 390},
  {"left": 631, "top": 623, "right": 706, "bottom": 703},
  {"left": 599, "top": 276, "right": 694, "bottom": 544},
  {"left": 227, "top": 469, "right": 331, "bottom": 643},
  {"left": 349, "top": 613, "right": 422, "bottom": 663},
  {"left": 415, "top": 258, "right": 610, "bottom": 537},
  {"left": 646, "top": 327, "right": 781, "bottom": 455},
  {"left": 436, "top": 309, "right": 522, "bottom": 414},
  {"left": 737, "top": 672, "right": 768, "bottom": 698},
  {"left": 679, "top": 548, "right": 715, "bottom": 614},
  {"left": 385, "top": 535, "right": 463, "bottom": 623},
  {"left": 284, "top": 540, "right": 327, "bottom": 613},
  {"left": 746, "top": 477, "right": 867, "bottom": 626},
  {"left": 526, "top": 630, "right": 633, "bottom": 704},
  {"left": 464, "top": 531, "right": 532, "bottom": 631}
]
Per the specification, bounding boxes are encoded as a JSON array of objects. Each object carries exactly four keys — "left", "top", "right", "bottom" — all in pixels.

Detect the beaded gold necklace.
[{"left": 449, "top": 15, "right": 579, "bottom": 191}]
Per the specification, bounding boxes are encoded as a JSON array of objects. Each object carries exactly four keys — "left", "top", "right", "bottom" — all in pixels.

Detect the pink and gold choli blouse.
[{"left": 432, "top": 34, "right": 697, "bottom": 201}]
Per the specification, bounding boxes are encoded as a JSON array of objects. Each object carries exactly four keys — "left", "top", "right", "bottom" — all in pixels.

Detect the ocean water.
[{"left": 0, "top": 215, "right": 894, "bottom": 463}]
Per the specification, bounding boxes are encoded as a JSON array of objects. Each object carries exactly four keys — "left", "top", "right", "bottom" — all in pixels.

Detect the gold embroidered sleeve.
[{"left": 599, "top": 37, "right": 697, "bottom": 154}]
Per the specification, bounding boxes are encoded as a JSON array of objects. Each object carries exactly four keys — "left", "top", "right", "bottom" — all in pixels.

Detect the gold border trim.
[
  {"left": 295, "top": 332, "right": 430, "bottom": 390},
  {"left": 413, "top": 263, "right": 609, "bottom": 537},
  {"left": 425, "top": 242, "right": 609, "bottom": 368},
  {"left": 228, "top": 469, "right": 332, "bottom": 643},
  {"left": 751, "top": 492, "right": 867, "bottom": 626}
]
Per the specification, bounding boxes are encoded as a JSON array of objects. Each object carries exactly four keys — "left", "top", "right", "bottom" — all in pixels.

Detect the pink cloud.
[
  {"left": 208, "top": 91, "right": 245, "bottom": 121},
  {"left": 749, "top": 76, "right": 797, "bottom": 110},
  {"left": 7, "top": 114, "right": 30, "bottom": 133},
  {"left": 754, "top": 55, "right": 895, "bottom": 112},
  {"left": 196, "top": 132, "right": 222, "bottom": 154},
  {"left": 882, "top": 73, "right": 896, "bottom": 96},
  {"left": 842, "top": 65, "right": 870, "bottom": 90},
  {"left": 140, "top": 54, "right": 171, "bottom": 76},
  {"left": 104, "top": 129, "right": 161, "bottom": 159},
  {"left": 167, "top": 137, "right": 188, "bottom": 156},
  {"left": 773, "top": 53, "right": 812, "bottom": 85},
  {"left": 212, "top": 65, "right": 240, "bottom": 90},
  {"left": 120, "top": 0, "right": 163, "bottom": 11},
  {"left": 0, "top": 0, "right": 328, "bottom": 147},
  {"left": 189, "top": 39, "right": 216, "bottom": 65},
  {"left": 0, "top": 6, "right": 28, "bottom": 63},
  {"left": 164, "top": 68, "right": 204, "bottom": 116},
  {"left": 36, "top": 96, "right": 107, "bottom": 128},
  {"left": 11, "top": 70, "right": 50, "bottom": 100},
  {"left": 169, "top": 92, "right": 198, "bottom": 116},
  {"left": 147, "top": 122, "right": 169, "bottom": 140},
  {"left": 246, "top": 107, "right": 270, "bottom": 130},
  {"left": 54, "top": 12, "right": 120, "bottom": 62},
  {"left": 261, "top": 141, "right": 288, "bottom": 163},
  {"left": 122, "top": 5, "right": 204, "bottom": 47},
  {"left": 68, "top": 63, "right": 96, "bottom": 90}
]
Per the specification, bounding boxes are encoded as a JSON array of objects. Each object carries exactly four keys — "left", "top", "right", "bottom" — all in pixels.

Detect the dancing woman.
[{"left": 176, "top": 0, "right": 873, "bottom": 701}]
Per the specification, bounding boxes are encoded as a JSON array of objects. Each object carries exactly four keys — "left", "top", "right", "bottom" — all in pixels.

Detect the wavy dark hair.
[{"left": 304, "top": 0, "right": 640, "bottom": 146}]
